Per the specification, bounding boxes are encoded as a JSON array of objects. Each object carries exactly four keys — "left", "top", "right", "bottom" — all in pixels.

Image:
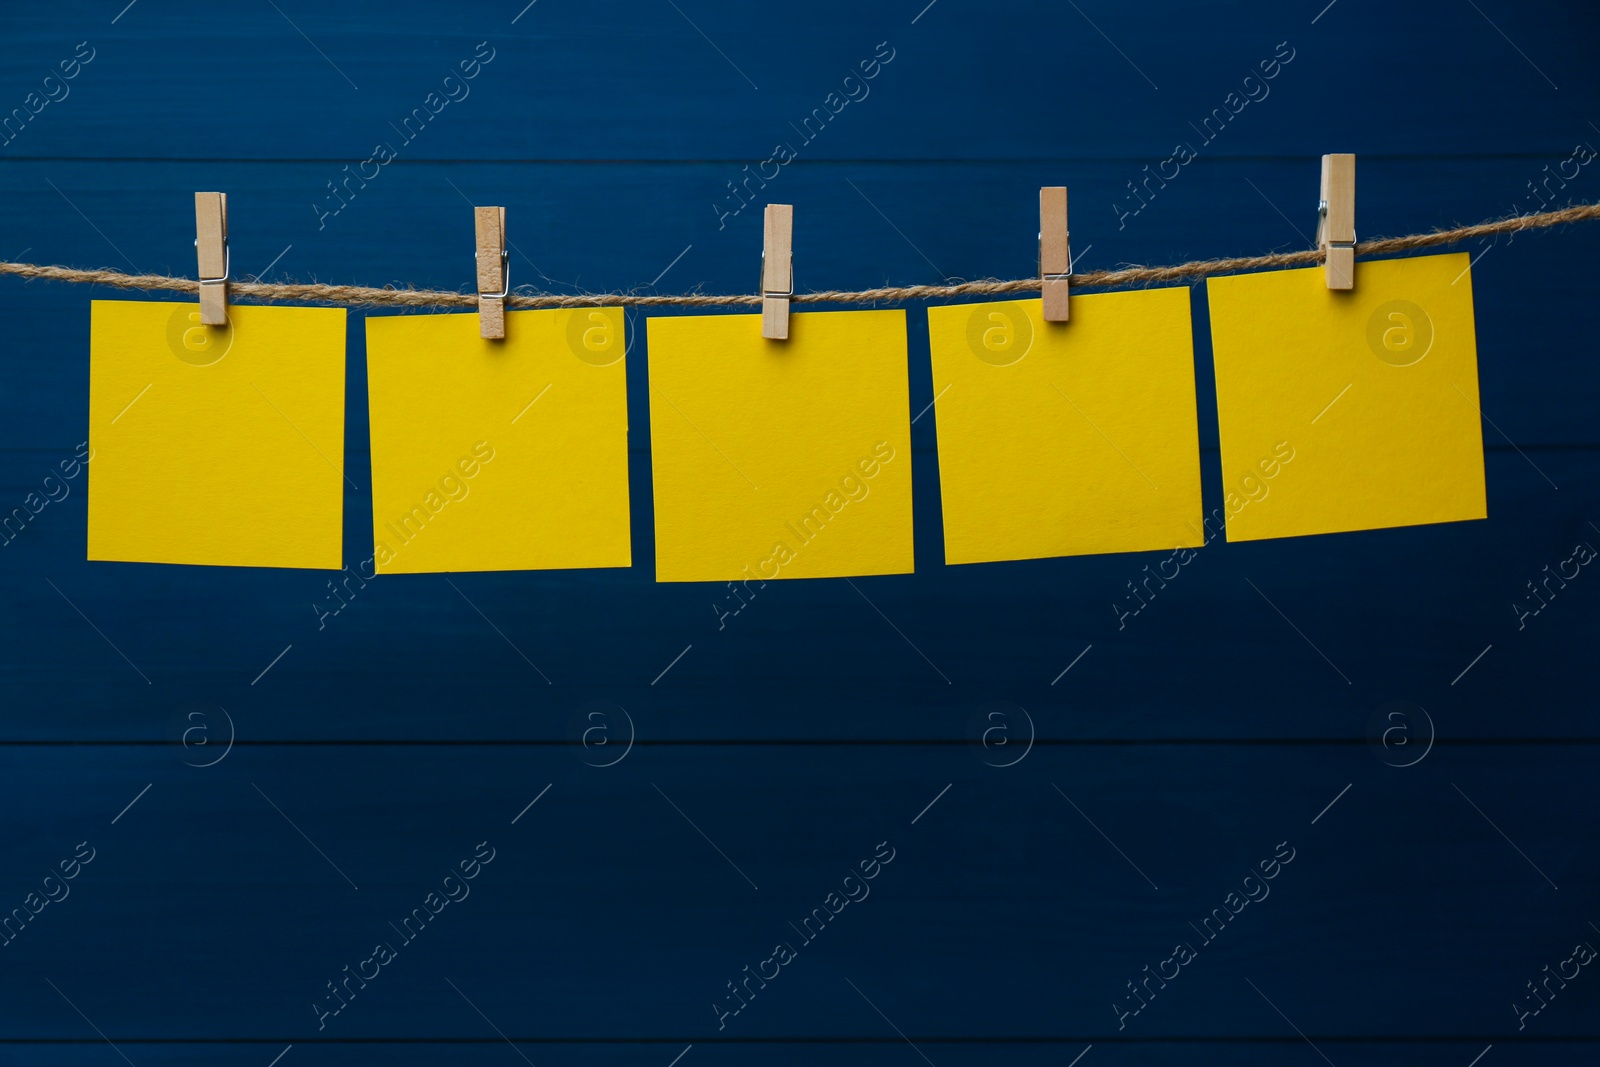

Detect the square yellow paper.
[
  {"left": 1207, "top": 253, "right": 1486, "bottom": 542},
  {"left": 88, "top": 300, "right": 346, "bottom": 569},
  {"left": 365, "top": 308, "right": 631, "bottom": 573},
  {"left": 647, "top": 310, "right": 913, "bottom": 582},
  {"left": 927, "top": 291, "right": 1203, "bottom": 564}
]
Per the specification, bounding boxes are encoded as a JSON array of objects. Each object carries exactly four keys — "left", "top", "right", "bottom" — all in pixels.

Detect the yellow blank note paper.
[
  {"left": 1207, "top": 253, "right": 1486, "bottom": 541},
  {"left": 648, "top": 310, "right": 913, "bottom": 583},
  {"left": 927, "top": 290, "right": 1203, "bottom": 564},
  {"left": 88, "top": 300, "right": 346, "bottom": 569},
  {"left": 365, "top": 308, "right": 631, "bottom": 573}
]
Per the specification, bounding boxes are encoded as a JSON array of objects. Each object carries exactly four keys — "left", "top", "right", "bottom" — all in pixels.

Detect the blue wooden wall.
[{"left": 3, "top": 1, "right": 1598, "bottom": 1063}]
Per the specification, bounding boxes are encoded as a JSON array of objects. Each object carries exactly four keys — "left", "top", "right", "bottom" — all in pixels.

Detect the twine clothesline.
[{"left": 2, "top": 202, "right": 1597, "bottom": 312}]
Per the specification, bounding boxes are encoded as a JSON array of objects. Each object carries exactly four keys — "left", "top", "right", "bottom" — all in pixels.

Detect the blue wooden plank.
[
  {"left": 0, "top": 444, "right": 1593, "bottom": 742},
  {"left": 1, "top": 2, "right": 1596, "bottom": 160},
  {"left": 10, "top": 1042, "right": 1596, "bottom": 1067},
  {"left": 0, "top": 744, "right": 1595, "bottom": 1044},
  {"left": 2, "top": 157, "right": 1598, "bottom": 451},
  {"left": 0, "top": 446, "right": 1593, "bottom": 740}
]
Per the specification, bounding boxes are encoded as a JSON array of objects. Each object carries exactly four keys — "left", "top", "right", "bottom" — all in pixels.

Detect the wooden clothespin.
[
  {"left": 1040, "top": 186, "right": 1071, "bottom": 322},
  {"left": 1316, "top": 154, "right": 1356, "bottom": 290},
  {"left": 761, "top": 204, "right": 793, "bottom": 340},
  {"left": 474, "top": 206, "right": 509, "bottom": 339},
  {"left": 194, "top": 192, "right": 229, "bottom": 326}
]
